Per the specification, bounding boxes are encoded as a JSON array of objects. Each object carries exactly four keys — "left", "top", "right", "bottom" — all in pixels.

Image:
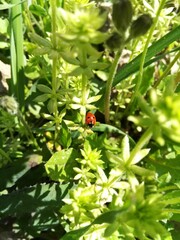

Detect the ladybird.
[{"left": 86, "top": 112, "right": 96, "bottom": 127}]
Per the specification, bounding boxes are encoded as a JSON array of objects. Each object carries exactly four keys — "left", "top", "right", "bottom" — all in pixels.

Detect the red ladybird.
[{"left": 86, "top": 112, "right": 96, "bottom": 127}]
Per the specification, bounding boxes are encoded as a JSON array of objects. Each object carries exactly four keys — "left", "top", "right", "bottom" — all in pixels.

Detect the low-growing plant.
[{"left": 0, "top": 0, "right": 180, "bottom": 239}]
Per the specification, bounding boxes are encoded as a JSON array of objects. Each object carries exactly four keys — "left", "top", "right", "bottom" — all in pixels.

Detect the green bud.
[
  {"left": 129, "top": 14, "right": 153, "bottom": 39},
  {"left": 106, "top": 32, "right": 124, "bottom": 50},
  {"left": 112, "top": 0, "right": 133, "bottom": 33}
]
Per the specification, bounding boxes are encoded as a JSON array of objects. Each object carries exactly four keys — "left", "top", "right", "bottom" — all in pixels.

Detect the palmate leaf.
[
  {"left": 0, "top": 157, "right": 37, "bottom": 191},
  {"left": 0, "top": 183, "right": 69, "bottom": 217},
  {"left": 0, "top": 183, "right": 70, "bottom": 235}
]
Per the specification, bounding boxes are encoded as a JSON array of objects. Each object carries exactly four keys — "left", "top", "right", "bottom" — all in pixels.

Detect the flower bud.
[
  {"left": 112, "top": 0, "right": 133, "bottom": 33},
  {"left": 0, "top": 95, "right": 19, "bottom": 115},
  {"left": 129, "top": 14, "right": 153, "bottom": 39},
  {"left": 106, "top": 32, "right": 124, "bottom": 50}
]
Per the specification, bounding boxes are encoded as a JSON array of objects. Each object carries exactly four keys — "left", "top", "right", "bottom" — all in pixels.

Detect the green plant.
[{"left": 0, "top": 0, "right": 180, "bottom": 239}]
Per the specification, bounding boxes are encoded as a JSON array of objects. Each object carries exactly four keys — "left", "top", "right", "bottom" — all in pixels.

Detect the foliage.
[{"left": 0, "top": 0, "right": 180, "bottom": 239}]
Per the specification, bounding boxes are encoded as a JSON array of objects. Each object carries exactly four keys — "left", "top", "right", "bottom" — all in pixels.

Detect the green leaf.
[
  {"left": 93, "top": 210, "right": 120, "bottom": 224},
  {"left": 30, "top": 33, "right": 52, "bottom": 48},
  {"left": 151, "top": 155, "right": 180, "bottom": 183},
  {"left": 61, "top": 210, "right": 123, "bottom": 240},
  {"left": 93, "top": 123, "right": 126, "bottom": 135},
  {"left": 161, "top": 190, "right": 180, "bottom": 206},
  {"left": 47, "top": 98, "right": 57, "bottom": 114},
  {"left": 59, "top": 121, "right": 72, "bottom": 148},
  {"left": 0, "top": 158, "right": 32, "bottom": 190},
  {"left": 29, "top": 4, "right": 47, "bottom": 17},
  {"left": 32, "top": 46, "right": 52, "bottom": 55},
  {"left": 93, "top": 124, "right": 135, "bottom": 145},
  {"left": 45, "top": 148, "right": 79, "bottom": 182},
  {"left": 106, "top": 151, "right": 124, "bottom": 165},
  {"left": 61, "top": 52, "right": 80, "bottom": 65},
  {"left": 0, "top": 183, "right": 64, "bottom": 216},
  {"left": 139, "top": 66, "right": 154, "bottom": 95},
  {"left": 130, "top": 165, "right": 155, "bottom": 177},
  {"left": 34, "top": 93, "right": 50, "bottom": 102},
  {"left": 121, "top": 135, "right": 130, "bottom": 162},
  {"left": 131, "top": 148, "right": 150, "bottom": 165},
  {"left": 69, "top": 66, "right": 84, "bottom": 76},
  {"left": 37, "top": 84, "right": 52, "bottom": 93},
  {"left": 87, "top": 95, "right": 102, "bottom": 103},
  {"left": 61, "top": 225, "right": 91, "bottom": 240},
  {"left": 90, "top": 62, "right": 109, "bottom": 70},
  {"left": 104, "top": 221, "right": 120, "bottom": 237},
  {"left": 0, "top": 183, "right": 70, "bottom": 233}
]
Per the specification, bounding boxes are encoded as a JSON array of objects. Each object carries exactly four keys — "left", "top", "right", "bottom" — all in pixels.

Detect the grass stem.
[
  {"left": 128, "top": 0, "right": 167, "bottom": 114},
  {"left": 104, "top": 49, "right": 122, "bottom": 123}
]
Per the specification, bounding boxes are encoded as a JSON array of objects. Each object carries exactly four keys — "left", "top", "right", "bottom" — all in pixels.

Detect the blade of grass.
[
  {"left": 128, "top": 0, "right": 167, "bottom": 113},
  {"left": 113, "top": 25, "right": 180, "bottom": 87},
  {"left": 97, "top": 26, "right": 180, "bottom": 111},
  {"left": 0, "top": 0, "right": 25, "bottom": 10},
  {"left": 50, "top": 0, "right": 59, "bottom": 146},
  {"left": 153, "top": 50, "right": 180, "bottom": 88},
  {"left": 9, "top": 0, "right": 25, "bottom": 108}
]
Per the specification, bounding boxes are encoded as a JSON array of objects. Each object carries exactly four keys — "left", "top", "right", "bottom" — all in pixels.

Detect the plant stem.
[
  {"left": 0, "top": 148, "right": 11, "bottom": 163},
  {"left": 158, "top": 185, "right": 178, "bottom": 193},
  {"left": 128, "top": 0, "right": 167, "bottom": 114},
  {"left": 164, "top": 209, "right": 180, "bottom": 214},
  {"left": 10, "top": 0, "right": 25, "bottom": 109},
  {"left": 82, "top": 74, "right": 88, "bottom": 124},
  {"left": 50, "top": 0, "right": 58, "bottom": 144},
  {"left": 105, "top": 49, "right": 123, "bottom": 123},
  {"left": 126, "top": 126, "right": 152, "bottom": 166},
  {"left": 153, "top": 50, "right": 180, "bottom": 88},
  {"left": 81, "top": 49, "right": 88, "bottom": 124},
  {"left": 51, "top": 0, "right": 57, "bottom": 92},
  {"left": 18, "top": 111, "right": 39, "bottom": 149}
]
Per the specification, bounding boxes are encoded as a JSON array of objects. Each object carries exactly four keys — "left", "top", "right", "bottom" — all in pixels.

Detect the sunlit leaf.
[
  {"left": 121, "top": 135, "right": 130, "bottom": 162},
  {"left": 87, "top": 95, "right": 102, "bottom": 103},
  {"left": 45, "top": 148, "right": 79, "bottom": 182},
  {"left": 131, "top": 148, "right": 150, "bottom": 165},
  {"left": 59, "top": 121, "right": 72, "bottom": 148}
]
